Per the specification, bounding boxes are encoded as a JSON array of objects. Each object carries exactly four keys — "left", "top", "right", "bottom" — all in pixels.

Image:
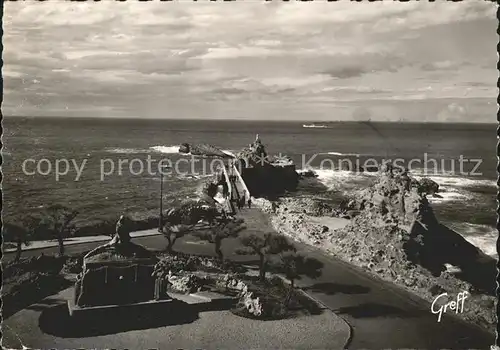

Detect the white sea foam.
[
  {"left": 313, "top": 169, "right": 357, "bottom": 180},
  {"left": 319, "top": 151, "right": 362, "bottom": 156},
  {"left": 448, "top": 222, "right": 498, "bottom": 258},
  {"left": 425, "top": 191, "right": 472, "bottom": 204},
  {"left": 222, "top": 150, "right": 236, "bottom": 157},
  {"left": 412, "top": 173, "right": 496, "bottom": 189},
  {"left": 301, "top": 168, "right": 497, "bottom": 259},
  {"left": 307, "top": 169, "right": 481, "bottom": 205},
  {"left": 105, "top": 147, "right": 150, "bottom": 154},
  {"left": 150, "top": 145, "right": 181, "bottom": 154},
  {"left": 408, "top": 172, "right": 495, "bottom": 204},
  {"left": 177, "top": 173, "right": 214, "bottom": 181},
  {"left": 312, "top": 168, "right": 379, "bottom": 182},
  {"left": 299, "top": 168, "right": 376, "bottom": 193}
]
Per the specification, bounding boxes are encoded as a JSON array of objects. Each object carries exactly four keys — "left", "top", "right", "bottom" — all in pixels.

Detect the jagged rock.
[
  {"left": 179, "top": 143, "right": 231, "bottom": 158},
  {"left": 429, "top": 284, "right": 446, "bottom": 296},
  {"left": 266, "top": 163, "right": 496, "bottom": 332},
  {"left": 179, "top": 143, "right": 190, "bottom": 154},
  {"left": 241, "top": 291, "right": 263, "bottom": 317},
  {"left": 167, "top": 273, "right": 202, "bottom": 294}
]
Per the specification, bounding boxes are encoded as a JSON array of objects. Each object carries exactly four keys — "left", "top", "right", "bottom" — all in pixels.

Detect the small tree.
[
  {"left": 3, "top": 216, "right": 40, "bottom": 262},
  {"left": 162, "top": 201, "right": 220, "bottom": 253},
  {"left": 237, "top": 233, "right": 296, "bottom": 282},
  {"left": 277, "top": 252, "right": 324, "bottom": 306},
  {"left": 39, "top": 204, "right": 78, "bottom": 257},
  {"left": 195, "top": 215, "right": 246, "bottom": 261}
]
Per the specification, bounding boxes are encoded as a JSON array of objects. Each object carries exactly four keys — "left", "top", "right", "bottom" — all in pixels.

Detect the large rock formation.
[
  {"left": 234, "top": 135, "right": 299, "bottom": 197},
  {"left": 178, "top": 143, "right": 232, "bottom": 158},
  {"left": 267, "top": 167, "right": 496, "bottom": 331}
]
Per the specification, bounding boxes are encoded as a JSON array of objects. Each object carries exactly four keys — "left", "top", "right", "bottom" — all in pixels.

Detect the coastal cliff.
[
  {"left": 258, "top": 167, "right": 496, "bottom": 332},
  {"left": 234, "top": 135, "right": 299, "bottom": 197}
]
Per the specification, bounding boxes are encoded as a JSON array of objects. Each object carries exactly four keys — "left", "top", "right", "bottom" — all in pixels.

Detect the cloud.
[
  {"left": 3, "top": 0, "right": 497, "bottom": 121},
  {"left": 421, "top": 61, "right": 461, "bottom": 71}
]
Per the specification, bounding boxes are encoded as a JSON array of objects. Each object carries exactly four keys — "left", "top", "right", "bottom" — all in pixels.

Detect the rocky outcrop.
[
  {"left": 167, "top": 272, "right": 203, "bottom": 294},
  {"left": 297, "top": 169, "right": 318, "bottom": 178},
  {"left": 416, "top": 177, "right": 439, "bottom": 195},
  {"left": 235, "top": 136, "right": 299, "bottom": 197},
  {"left": 265, "top": 167, "right": 496, "bottom": 332},
  {"left": 179, "top": 143, "right": 232, "bottom": 158},
  {"left": 272, "top": 197, "right": 334, "bottom": 217},
  {"left": 240, "top": 291, "right": 264, "bottom": 317}
]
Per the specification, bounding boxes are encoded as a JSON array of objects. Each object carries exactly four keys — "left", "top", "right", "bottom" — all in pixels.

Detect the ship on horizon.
[{"left": 302, "top": 123, "right": 328, "bottom": 128}]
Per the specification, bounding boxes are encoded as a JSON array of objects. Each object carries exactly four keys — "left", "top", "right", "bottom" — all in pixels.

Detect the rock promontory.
[
  {"left": 234, "top": 135, "right": 299, "bottom": 197},
  {"left": 179, "top": 143, "right": 232, "bottom": 158}
]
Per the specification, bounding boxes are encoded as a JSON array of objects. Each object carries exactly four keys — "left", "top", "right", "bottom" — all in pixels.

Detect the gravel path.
[{"left": 3, "top": 288, "right": 351, "bottom": 350}]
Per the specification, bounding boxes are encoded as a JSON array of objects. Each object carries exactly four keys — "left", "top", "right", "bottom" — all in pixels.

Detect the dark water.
[{"left": 2, "top": 117, "right": 497, "bottom": 255}]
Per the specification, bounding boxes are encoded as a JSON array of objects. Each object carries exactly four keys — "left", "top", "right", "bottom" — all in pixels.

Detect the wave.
[
  {"left": 320, "top": 152, "right": 362, "bottom": 157},
  {"left": 298, "top": 168, "right": 377, "bottom": 193},
  {"left": 411, "top": 172, "right": 496, "bottom": 189},
  {"left": 303, "top": 168, "right": 481, "bottom": 204},
  {"left": 105, "top": 147, "right": 150, "bottom": 154},
  {"left": 176, "top": 173, "right": 214, "bottom": 181},
  {"left": 313, "top": 169, "right": 359, "bottom": 179},
  {"left": 425, "top": 191, "right": 472, "bottom": 204},
  {"left": 446, "top": 222, "right": 498, "bottom": 257},
  {"left": 150, "top": 145, "right": 180, "bottom": 154}
]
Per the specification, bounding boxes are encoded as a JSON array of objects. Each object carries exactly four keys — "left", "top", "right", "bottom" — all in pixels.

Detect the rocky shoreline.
[{"left": 253, "top": 167, "right": 496, "bottom": 333}]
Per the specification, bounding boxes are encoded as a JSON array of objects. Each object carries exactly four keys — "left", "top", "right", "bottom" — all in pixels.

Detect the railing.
[
  {"left": 220, "top": 160, "right": 252, "bottom": 214},
  {"left": 221, "top": 163, "right": 235, "bottom": 214},
  {"left": 231, "top": 163, "right": 251, "bottom": 203}
]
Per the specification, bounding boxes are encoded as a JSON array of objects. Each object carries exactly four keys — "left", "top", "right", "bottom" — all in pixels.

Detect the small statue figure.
[
  {"left": 83, "top": 214, "right": 151, "bottom": 260},
  {"left": 115, "top": 215, "right": 130, "bottom": 243}
]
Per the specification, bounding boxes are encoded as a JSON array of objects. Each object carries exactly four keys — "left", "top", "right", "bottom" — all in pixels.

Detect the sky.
[{"left": 3, "top": 0, "right": 498, "bottom": 122}]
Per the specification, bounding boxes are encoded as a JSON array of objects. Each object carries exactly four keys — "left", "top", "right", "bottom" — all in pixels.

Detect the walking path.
[{"left": 3, "top": 229, "right": 162, "bottom": 253}]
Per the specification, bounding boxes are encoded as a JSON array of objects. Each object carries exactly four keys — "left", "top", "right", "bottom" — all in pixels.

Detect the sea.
[{"left": 2, "top": 117, "right": 498, "bottom": 257}]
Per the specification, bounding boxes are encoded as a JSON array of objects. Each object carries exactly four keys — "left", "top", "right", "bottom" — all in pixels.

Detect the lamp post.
[{"left": 159, "top": 164, "right": 170, "bottom": 232}]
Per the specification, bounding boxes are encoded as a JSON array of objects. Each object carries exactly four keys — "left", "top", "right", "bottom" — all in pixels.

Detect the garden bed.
[
  {"left": 152, "top": 254, "right": 322, "bottom": 321},
  {"left": 229, "top": 275, "right": 322, "bottom": 320}
]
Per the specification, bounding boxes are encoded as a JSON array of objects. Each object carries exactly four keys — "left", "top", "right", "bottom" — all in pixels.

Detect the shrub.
[
  {"left": 62, "top": 256, "right": 83, "bottom": 274},
  {"left": 167, "top": 273, "right": 204, "bottom": 294},
  {"left": 232, "top": 292, "right": 288, "bottom": 320}
]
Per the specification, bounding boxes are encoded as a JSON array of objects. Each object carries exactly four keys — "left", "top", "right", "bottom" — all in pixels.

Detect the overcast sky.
[{"left": 3, "top": 1, "right": 497, "bottom": 122}]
